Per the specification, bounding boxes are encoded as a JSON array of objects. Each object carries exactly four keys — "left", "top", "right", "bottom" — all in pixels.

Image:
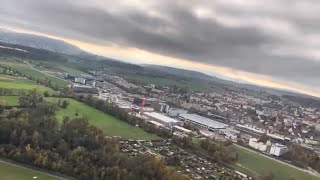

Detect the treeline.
[
  {"left": 0, "top": 100, "right": 189, "bottom": 179},
  {"left": 283, "top": 144, "right": 320, "bottom": 172},
  {"left": 200, "top": 138, "right": 238, "bottom": 164}
]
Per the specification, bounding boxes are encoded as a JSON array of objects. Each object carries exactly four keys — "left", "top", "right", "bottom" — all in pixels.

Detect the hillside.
[{"left": 0, "top": 29, "right": 83, "bottom": 55}]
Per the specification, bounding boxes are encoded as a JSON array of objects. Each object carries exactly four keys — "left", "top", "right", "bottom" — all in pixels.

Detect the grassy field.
[
  {"left": 46, "top": 97, "right": 160, "bottom": 140},
  {"left": 0, "top": 96, "right": 19, "bottom": 106},
  {"left": 0, "top": 61, "right": 69, "bottom": 87},
  {"left": 233, "top": 145, "right": 320, "bottom": 180},
  {"left": 0, "top": 74, "right": 54, "bottom": 94},
  {"left": 59, "top": 66, "right": 89, "bottom": 76},
  {"left": 0, "top": 160, "right": 61, "bottom": 180}
]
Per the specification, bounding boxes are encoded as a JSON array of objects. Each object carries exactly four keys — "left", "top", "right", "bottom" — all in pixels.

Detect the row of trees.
[
  {"left": 0, "top": 97, "right": 189, "bottom": 180},
  {"left": 283, "top": 144, "right": 320, "bottom": 172},
  {"left": 200, "top": 138, "right": 238, "bottom": 164}
]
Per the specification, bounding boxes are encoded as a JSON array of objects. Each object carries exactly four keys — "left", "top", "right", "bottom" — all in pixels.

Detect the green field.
[
  {"left": 0, "top": 96, "right": 19, "bottom": 106},
  {"left": 59, "top": 66, "right": 89, "bottom": 76},
  {"left": 0, "top": 61, "right": 70, "bottom": 87},
  {"left": 46, "top": 97, "right": 160, "bottom": 140},
  {"left": 0, "top": 160, "right": 61, "bottom": 180},
  {"left": 0, "top": 75, "right": 54, "bottom": 94},
  {"left": 233, "top": 145, "right": 320, "bottom": 180}
]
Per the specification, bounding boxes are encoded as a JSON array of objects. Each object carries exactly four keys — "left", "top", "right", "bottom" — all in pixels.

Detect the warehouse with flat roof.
[
  {"left": 144, "top": 112, "right": 182, "bottom": 127},
  {"left": 179, "top": 113, "right": 228, "bottom": 130}
]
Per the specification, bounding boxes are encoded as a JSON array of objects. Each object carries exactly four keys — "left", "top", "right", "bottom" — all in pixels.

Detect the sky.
[{"left": 1, "top": 0, "right": 320, "bottom": 97}]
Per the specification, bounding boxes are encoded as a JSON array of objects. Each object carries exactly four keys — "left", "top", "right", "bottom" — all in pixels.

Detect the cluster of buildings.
[
  {"left": 119, "top": 139, "right": 243, "bottom": 179},
  {"left": 60, "top": 67, "right": 320, "bottom": 174},
  {"left": 249, "top": 138, "right": 288, "bottom": 157}
]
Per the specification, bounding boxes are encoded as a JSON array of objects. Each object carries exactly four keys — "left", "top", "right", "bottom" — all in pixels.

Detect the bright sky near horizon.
[{"left": 1, "top": 0, "right": 320, "bottom": 97}]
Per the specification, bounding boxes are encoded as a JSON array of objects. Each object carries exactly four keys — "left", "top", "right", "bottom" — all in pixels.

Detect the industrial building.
[
  {"left": 168, "top": 108, "right": 188, "bottom": 117},
  {"left": 178, "top": 113, "right": 228, "bottom": 130},
  {"left": 144, "top": 112, "right": 182, "bottom": 127}
]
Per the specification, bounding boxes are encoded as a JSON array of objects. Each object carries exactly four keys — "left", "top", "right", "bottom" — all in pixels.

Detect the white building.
[
  {"left": 144, "top": 112, "right": 182, "bottom": 127},
  {"left": 269, "top": 144, "right": 288, "bottom": 156},
  {"left": 75, "top": 77, "right": 86, "bottom": 84},
  {"left": 248, "top": 137, "right": 268, "bottom": 152}
]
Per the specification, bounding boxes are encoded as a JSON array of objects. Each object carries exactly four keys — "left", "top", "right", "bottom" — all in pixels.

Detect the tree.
[
  {"left": 19, "top": 90, "right": 43, "bottom": 107},
  {"left": 61, "top": 100, "right": 69, "bottom": 109},
  {"left": 43, "top": 91, "right": 49, "bottom": 97}
]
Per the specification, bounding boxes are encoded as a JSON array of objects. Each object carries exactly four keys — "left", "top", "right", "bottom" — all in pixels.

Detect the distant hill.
[
  {"left": 0, "top": 29, "right": 83, "bottom": 55},
  {"left": 1, "top": 30, "right": 318, "bottom": 102},
  {"left": 143, "top": 64, "right": 214, "bottom": 80},
  {"left": 143, "top": 64, "right": 314, "bottom": 98}
]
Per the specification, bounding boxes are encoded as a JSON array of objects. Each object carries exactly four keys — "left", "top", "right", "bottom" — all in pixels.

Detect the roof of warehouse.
[
  {"left": 144, "top": 112, "right": 180, "bottom": 123},
  {"left": 179, "top": 113, "right": 228, "bottom": 129}
]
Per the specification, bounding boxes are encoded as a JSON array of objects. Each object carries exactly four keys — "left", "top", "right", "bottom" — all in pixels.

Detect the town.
[{"left": 59, "top": 69, "right": 320, "bottom": 179}]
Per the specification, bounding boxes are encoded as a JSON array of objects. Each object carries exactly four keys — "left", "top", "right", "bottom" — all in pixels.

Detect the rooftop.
[
  {"left": 179, "top": 113, "right": 228, "bottom": 129},
  {"left": 144, "top": 112, "right": 180, "bottom": 123}
]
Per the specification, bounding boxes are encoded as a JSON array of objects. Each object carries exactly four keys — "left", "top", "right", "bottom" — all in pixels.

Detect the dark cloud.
[{"left": 0, "top": 0, "right": 319, "bottom": 89}]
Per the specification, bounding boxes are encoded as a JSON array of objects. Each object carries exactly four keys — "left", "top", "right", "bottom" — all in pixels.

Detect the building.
[
  {"left": 179, "top": 113, "right": 228, "bottom": 130},
  {"left": 72, "top": 84, "right": 97, "bottom": 93},
  {"left": 173, "top": 125, "right": 193, "bottom": 135},
  {"left": 151, "top": 102, "right": 170, "bottom": 113},
  {"left": 222, "top": 128, "right": 240, "bottom": 140},
  {"left": 269, "top": 144, "right": 288, "bottom": 156},
  {"left": 168, "top": 108, "right": 188, "bottom": 117},
  {"left": 132, "top": 97, "right": 146, "bottom": 106},
  {"left": 98, "top": 93, "right": 119, "bottom": 103},
  {"left": 64, "top": 73, "right": 76, "bottom": 80},
  {"left": 248, "top": 138, "right": 268, "bottom": 152},
  {"left": 75, "top": 77, "right": 86, "bottom": 85},
  {"left": 143, "top": 112, "right": 182, "bottom": 127}
]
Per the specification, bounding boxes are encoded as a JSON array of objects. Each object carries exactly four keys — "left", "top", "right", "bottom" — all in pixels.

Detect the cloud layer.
[{"left": 1, "top": 0, "right": 320, "bottom": 92}]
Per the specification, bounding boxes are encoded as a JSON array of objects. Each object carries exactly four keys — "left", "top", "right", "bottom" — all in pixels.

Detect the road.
[{"left": 0, "top": 159, "right": 68, "bottom": 180}]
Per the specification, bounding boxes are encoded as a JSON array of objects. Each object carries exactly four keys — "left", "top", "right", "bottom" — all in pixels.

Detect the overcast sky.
[{"left": 1, "top": 0, "right": 320, "bottom": 96}]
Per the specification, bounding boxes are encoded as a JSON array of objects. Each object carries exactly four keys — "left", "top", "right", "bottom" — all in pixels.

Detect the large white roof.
[
  {"left": 179, "top": 113, "right": 228, "bottom": 129},
  {"left": 144, "top": 112, "right": 180, "bottom": 123}
]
